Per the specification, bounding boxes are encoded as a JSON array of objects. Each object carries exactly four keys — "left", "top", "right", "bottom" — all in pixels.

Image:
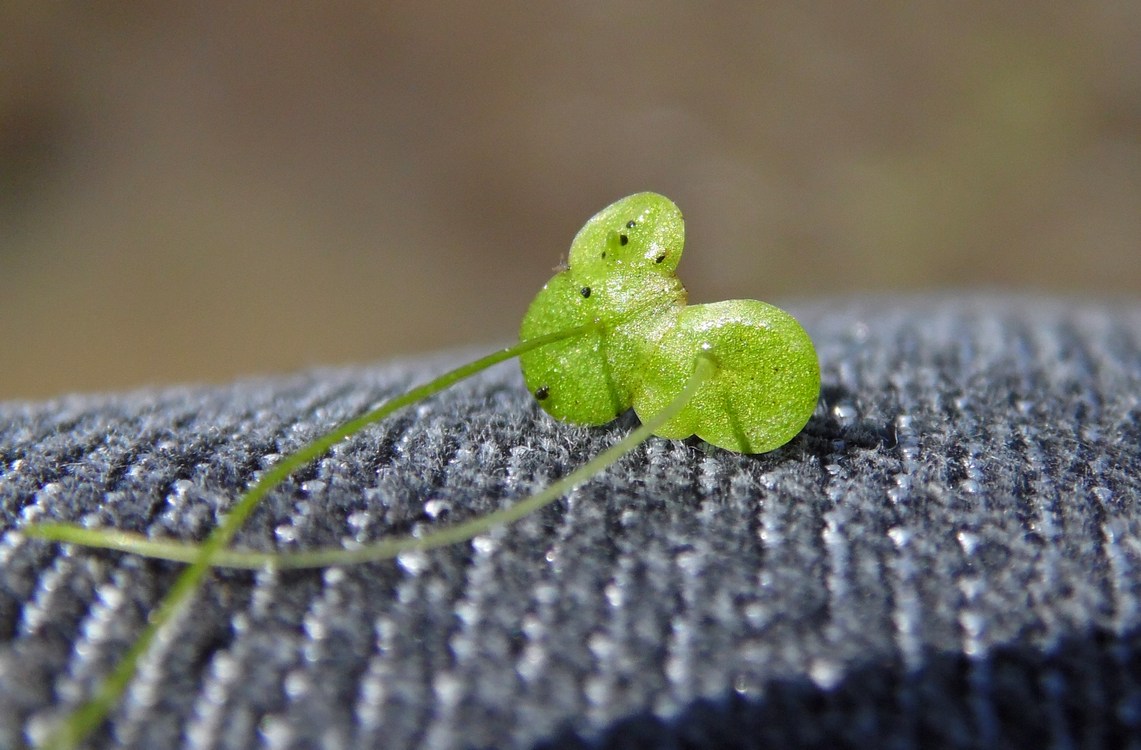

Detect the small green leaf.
[
  {"left": 633, "top": 299, "right": 820, "bottom": 453},
  {"left": 568, "top": 192, "right": 685, "bottom": 273},
  {"left": 523, "top": 192, "right": 819, "bottom": 453},
  {"left": 519, "top": 192, "right": 689, "bottom": 425}
]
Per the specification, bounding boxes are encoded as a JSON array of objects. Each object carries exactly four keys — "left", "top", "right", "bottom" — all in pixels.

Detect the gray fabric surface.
[{"left": 1, "top": 294, "right": 1140, "bottom": 749}]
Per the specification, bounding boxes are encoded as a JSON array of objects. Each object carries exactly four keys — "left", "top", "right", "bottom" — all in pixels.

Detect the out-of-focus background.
[{"left": 2, "top": 3, "right": 1138, "bottom": 399}]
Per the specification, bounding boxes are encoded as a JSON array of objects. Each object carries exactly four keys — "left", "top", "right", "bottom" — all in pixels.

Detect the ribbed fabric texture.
[{"left": 1, "top": 294, "right": 1140, "bottom": 749}]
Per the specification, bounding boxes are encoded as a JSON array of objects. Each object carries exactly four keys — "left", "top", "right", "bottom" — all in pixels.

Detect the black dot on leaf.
[
  {"left": 580, "top": 286, "right": 591, "bottom": 298},
  {"left": 535, "top": 386, "right": 550, "bottom": 400}
]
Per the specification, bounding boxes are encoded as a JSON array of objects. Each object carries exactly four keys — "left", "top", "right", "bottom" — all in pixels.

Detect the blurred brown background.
[{"left": 2, "top": 3, "right": 1138, "bottom": 399}]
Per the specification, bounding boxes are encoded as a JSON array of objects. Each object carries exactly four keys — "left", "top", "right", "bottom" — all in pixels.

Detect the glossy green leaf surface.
[{"left": 521, "top": 193, "right": 820, "bottom": 453}]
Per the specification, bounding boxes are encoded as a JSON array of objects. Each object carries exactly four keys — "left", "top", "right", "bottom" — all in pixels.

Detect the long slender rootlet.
[{"left": 21, "top": 193, "right": 820, "bottom": 748}]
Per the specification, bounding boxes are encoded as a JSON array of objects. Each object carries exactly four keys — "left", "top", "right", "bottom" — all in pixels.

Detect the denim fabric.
[{"left": 2, "top": 295, "right": 1140, "bottom": 749}]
